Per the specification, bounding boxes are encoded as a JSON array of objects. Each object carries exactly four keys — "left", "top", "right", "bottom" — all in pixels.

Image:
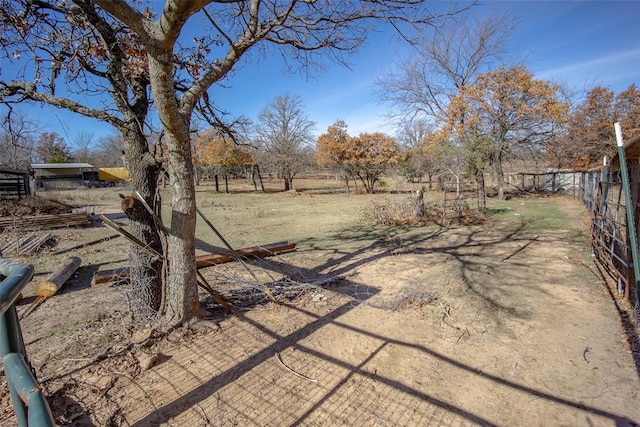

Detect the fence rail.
[
  {"left": 578, "top": 168, "right": 639, "bottom": 306},
  {"left": 0, "top": 176, "right": 30, "bottom": 199}
]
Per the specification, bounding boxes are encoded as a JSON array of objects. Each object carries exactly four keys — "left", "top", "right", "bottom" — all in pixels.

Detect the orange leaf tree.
[
  {"left": 195, "top": 129, "right": 252, "bottom": 191},
  {"left": 546, "top": 84, "right": 640, "bottom": 168},
  {"left": 317, "top": 121, "right": 400, "bottom": 194},
  {"left": 450, "top": 65, "right": 569, "bottom": 199}
]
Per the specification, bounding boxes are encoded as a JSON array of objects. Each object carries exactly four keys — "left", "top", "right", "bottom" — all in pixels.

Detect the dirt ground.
[{"left": 1, "top": 190, "right": 639, "bottom": 426}]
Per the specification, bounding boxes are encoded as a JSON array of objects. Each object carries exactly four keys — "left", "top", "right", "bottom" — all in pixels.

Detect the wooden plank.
[
  {"left": 100, "top": 215, "right": 163, "bottom": 259},
  {"left": 53, "top": 234, "right": 120, "bottom": 255},
  {"left": 91, "top": 267, "right": 130, "bottom": 286}
]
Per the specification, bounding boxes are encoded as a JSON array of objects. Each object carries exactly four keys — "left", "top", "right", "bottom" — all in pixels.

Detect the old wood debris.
[
  {"left": 0, "top": 232, "right": 53, "bottom": 255},
  {"left": 91, "top": 241, "right": 297, "bottom": 286},
  {"left": 21, "top": 256, "right": 82, "bottom": 318},
  {"left": 0, "top": 212, "right": 91, "bottom": 231}
]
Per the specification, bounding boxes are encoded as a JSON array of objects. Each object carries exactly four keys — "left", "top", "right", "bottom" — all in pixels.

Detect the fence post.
[{"left": 615, "top": 122, "right": 640, "bottom": 306}]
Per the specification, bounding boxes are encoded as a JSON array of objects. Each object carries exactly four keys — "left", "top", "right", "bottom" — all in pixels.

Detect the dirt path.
[{"left": 3, "top": 196, "right": 639, "bottom": 425}]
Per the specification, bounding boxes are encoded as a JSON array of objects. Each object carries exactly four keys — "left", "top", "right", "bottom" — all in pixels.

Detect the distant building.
[{"left": 30, "top": 163, "right": 96, "bottom": 189}]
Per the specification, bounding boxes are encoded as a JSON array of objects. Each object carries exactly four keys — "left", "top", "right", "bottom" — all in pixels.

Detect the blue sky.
[{"left": 5, "top": 1, "right": 640, "bottom": 145}]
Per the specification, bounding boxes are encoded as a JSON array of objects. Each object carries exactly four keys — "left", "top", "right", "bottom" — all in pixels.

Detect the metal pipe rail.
[{"left": 0, "top": 257, "right": 55, "bottom": 426}]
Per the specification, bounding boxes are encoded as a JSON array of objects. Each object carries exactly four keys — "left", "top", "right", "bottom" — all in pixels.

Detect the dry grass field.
[{"left": 1, "top": 177, "right": 639, "bottom": 426}]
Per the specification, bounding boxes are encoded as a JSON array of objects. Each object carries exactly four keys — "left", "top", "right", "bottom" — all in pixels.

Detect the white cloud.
[{"left": 536, "top": 47, "right": 640, "bottom": 85}]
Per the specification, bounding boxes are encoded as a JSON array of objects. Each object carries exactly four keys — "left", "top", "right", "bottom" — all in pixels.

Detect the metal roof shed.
[{"left": 30, "top": 163, "right": 95, "bottom": 189}]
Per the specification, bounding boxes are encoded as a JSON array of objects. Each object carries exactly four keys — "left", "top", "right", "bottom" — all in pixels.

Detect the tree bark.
[
  {"left": 121, "top": 126, "right": 163, "bottom": 315},
  {"left": 413, "top": 186, "right": 425, "bottom": 218},
  {"left": 493, "top": 157, "right": 505, "bottom": 200},
  {"left": 146, "top": 45, "right": 199, "bottom": 324},
  {"left": 164, "top": 131, "right": 199, "bottom": 323}
]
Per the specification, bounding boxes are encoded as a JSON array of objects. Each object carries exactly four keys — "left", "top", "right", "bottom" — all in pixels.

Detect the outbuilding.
[{"left": 30, "top": 163, "right": 96, "bottom": 189}]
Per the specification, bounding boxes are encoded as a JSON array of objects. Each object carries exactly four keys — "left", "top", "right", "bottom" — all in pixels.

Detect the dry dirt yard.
[{"left": 1, "top": 184, "right": 639, "bottom": 426}]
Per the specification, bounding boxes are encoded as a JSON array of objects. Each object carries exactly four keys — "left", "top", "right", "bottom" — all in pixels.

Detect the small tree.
[
  {"left": 348, "top": 132, "right": 401, "bottom": 194},
  {"left": 316, "top": 120, "right": 356, "bottom": 192},
  {"left": 92, "top": 134, "right": 126, "bottom": 167},
  {"left": 317, "top": 124, "right": 400, "bottom": 194},
  {"left": 0, "top": 111, "right": 39, "bottom": 169},
  {"left": 72, "top": 132, "right": 96, "bottom": 164},
  {"left": 255, "top": 94, "right": 315, "bottom": 191},
  {"left": 196, "top": 130, "right": 252, "bottom": 192},
  {"left": 396, "top": 120, "right": 434, "bottom": 185}
]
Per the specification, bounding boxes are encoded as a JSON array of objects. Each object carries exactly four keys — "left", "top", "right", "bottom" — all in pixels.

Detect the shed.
[{"left": 31, "top": 163, "right": 96, "bottom": 189}]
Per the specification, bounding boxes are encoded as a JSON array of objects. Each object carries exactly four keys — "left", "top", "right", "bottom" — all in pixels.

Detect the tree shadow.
[{"left": 128, "top": 280, "right": 636, "bottom": 426}]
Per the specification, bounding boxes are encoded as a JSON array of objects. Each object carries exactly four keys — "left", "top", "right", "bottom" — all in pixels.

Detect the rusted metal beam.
[
  {"left": 195, "top": 241, "right": 296, "bottom": 268},
  {"left": 91, "top": 241, "right": 296, "bottom": 285},
  {"left": 0, "top": 213, "right": 91, "bottom": 231}
]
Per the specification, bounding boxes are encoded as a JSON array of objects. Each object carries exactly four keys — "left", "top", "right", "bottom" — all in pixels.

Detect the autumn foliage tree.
[
  {"left": 546, "top": 84, "right": 640, "bottom": 168},
  {"left": 35, "top": 132, "right": 74, "bottom": 163},
  {"left": 316, "top": 120, "right": 355, "bottom": 190},
  {"left": 317, "top": 121, "right": 400, "bottom": 193},
  {"left": 195, "top": 130, "right": 253, "bottom": 192},
  {"left": 449, "top": 66, "right": 569, "bottom": 199}
]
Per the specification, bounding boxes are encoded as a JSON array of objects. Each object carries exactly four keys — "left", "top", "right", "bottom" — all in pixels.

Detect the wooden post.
[{"left": 36, "top": 256, "right": 82, "bottom": 297}]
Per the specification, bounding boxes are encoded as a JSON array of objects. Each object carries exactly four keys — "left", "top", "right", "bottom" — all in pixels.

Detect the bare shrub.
[
  {"left": 363, "top": 194, "right": 486, "bottom": 226},
  {"left": 363, "top": 196, "right": 426, "bottom": 226}
]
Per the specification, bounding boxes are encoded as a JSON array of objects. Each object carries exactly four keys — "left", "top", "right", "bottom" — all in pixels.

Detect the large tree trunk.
[
  {"left": 121, "top": 129, "right": 163, "bottom": 317},
  {"left": 476, "top": 172, "right": 487, "bottom": 213},
  {"left": 284, "top": 177, "right": 293, "bottom": 191},
  {"left": 147, "top": 47, "right": 199, "bottom": 324},
  {"left": 164, "top": 131, "right": 199, "bottom": 323}
]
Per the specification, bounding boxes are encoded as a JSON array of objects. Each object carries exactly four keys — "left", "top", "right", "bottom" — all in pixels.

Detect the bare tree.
[
  {"left": 0, "top": 110, "right": 39, "bottom": 169},
  {"left": 376, "top": 12, "right": 514, "bottom": 124},
  {"left": 72, "top": 131, "right": 96, "bottom": 164},
  {"left": 35, "top": 132, "right": 74, "bottom": 163},
  {"left": 255, "top": 94, "right": 315, "bottom": 191},
  {"left": 396, "top": 119, "right": 434, "bottom": 185},
  {"left": 93, "top": 134, "right": 126, "bottom": 167}
]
